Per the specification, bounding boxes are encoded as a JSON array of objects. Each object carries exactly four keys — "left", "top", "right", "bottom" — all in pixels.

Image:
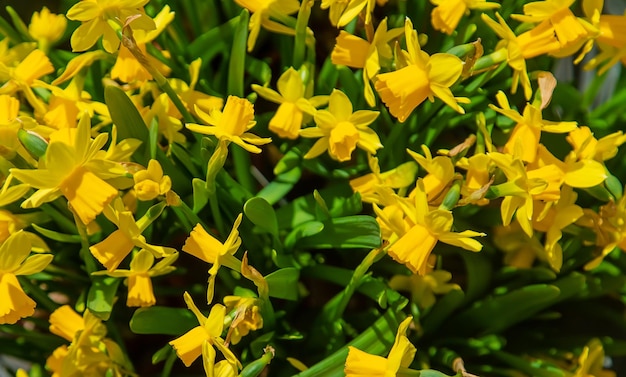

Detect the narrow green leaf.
[
  {"left": 104, "top": 85, "right": 149, "bottom": 164},
  {"left": 192, "top": 178, "right": 210, "bottom": 213},
  {"left": 228, "top": 9, "right": 248, "bottom": 97},
  {"left": 130, "top": 306, "right": 197, "bottom": 335},
  {"left": 32, "top": 224, "right": 81, "bottom": 243},
  {"left": 284, "top": 221, "right": 324, "bottom": 251},
  {"left": 87, "top": 276, "right": 121, "bottom": 320},
  {"left": 295, "top": 216, "right": 381, "bottom": 250}
]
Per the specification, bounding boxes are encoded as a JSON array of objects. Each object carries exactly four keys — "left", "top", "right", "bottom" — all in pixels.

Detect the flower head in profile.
[
  {"left": 0, "top": 231, "right": 53, "bottom": 324},
  {"left": 29, "top": 7, "right": 67, "bottom": 50},
  {"left": 300, "top": 89, "right": 382, "bottom": 162},
  {"left": 182, "top": 214, "right": 243, "bottom": 304},
  {"left": 331, "top": 18, "right": 404, "bottom": 106},
  {"left": 375, "top": 18, "right": 467, "bottom": 122},
  {"left": 169, "top": 293, "right": 241, "bottom": 374},
  {"left": 186, "top": 96, "right": 271, "bottom": 153},
  {"left": 67, "top": 0, "right": 156, "bottom": 53},
  {"left": 344, "top": 316, "right": 416, "bottom": 377},
  {"left": 430, "top": 0, "right": 500, "bottom": 35},
  {"left": 133, "top": 159, "right": 172, "bottom": 201},
  {"left": 94, "top": 249, "right": 178, "bottom": 307},
  {"left": 252, "top": 67, "right": 329, "bottom": 139}
]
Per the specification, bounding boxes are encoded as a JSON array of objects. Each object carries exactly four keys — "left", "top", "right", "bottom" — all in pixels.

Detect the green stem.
[
  {"left": 293, "top": 0, "right": 313, "bottom": 69},
  {"left": 473, "top": 48, "right": 508, "bottom": 72},
  {"left": 209, "top": 191, "right": 225, "bottom": 236},
  {"left": 160, "top": 348, "right": 177, "bottom": 377},
  {"left": 72, "top": 210, "right": 99, "bottom": 275}
]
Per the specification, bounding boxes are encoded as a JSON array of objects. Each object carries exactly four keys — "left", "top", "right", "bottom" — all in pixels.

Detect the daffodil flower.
[
  {"left": 252, "top": 67, "right": 329, "bottom": 139},
  {"left": 93, "top": 249, "right": 178, "bottom": 307},
  {"left": 481, "top": 13, "right": 561, "bottom": 99},
  {"left": 344, "top": 316, "right": 416, "bottom": 377},
  {"left": 234, "top": 0, "right": 300, "bottom": 52},
  {"left": 584, "top": 12, "right": 626, "bottom": 74},
  {"left": 375, "top": 18, "right": 467, "bottom": 122},
  {"left": 223, "top": 295, "right": 264, "bottom": 345},
  {"left": 331, "top": 18, "right": 404, "bottom": 106},
  {"left": 10, "top": 114, "right": 125, "bottom": 225},
  {"left": 574, "top": 339, "right": 616, "bottom": 377},
  {"left": 67, "top": 0, "right": 156, "bottom": 53},
  {"left": 566, "top": 126, "right": 626, "bottom": 162},
  {"left": 0, "top": 231, "right": 53, "bottom": 324},
  {"left": 407, "top": 145, "right": 456, "bottom": 202},
  {"left": 186, "top": 96, "right": 271, "bottom": 154},
  {"left": 182, "top": 214, "right": 243, "bottom": 304},
  {"left": 90, "top": 198, "right": 177, "bottom": 271},
  {"left": 142, "top": 92, "right": 187, "bottom": 147},
  {"left": 380, "top": 180, "right": 485, "bottom": 275},
  {"left": 300, "top": 89, "right": 382, "bottom": 162},
  {"left": 389, "top": 260, "right": 460, "bottom": 309},
  {"left": 168, "top": 58, "right": 224, "bottom": 119},
  {"left": 133, "top": 159, "right": 172, "bottom": 201},
  {"left": 490, "top": 91, "right": 577, "bottom": 163},
  {"left": 322, "top": 0, "right": 368, "bottom": 27},
  {"left": 350, "top": 154, "right": 417, "bottom": 206},
  {"left": 169, "top": 293, "right": 242, "bottom": 373},
  {"left": 430, "top": 0, "right": 500, "bottom": 35},
  {"left": 28, "top": 6, "right": 67, "bottom": 52}
]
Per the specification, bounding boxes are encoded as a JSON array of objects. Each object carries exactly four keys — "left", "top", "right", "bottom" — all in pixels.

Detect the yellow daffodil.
[
  {"left": 574, "top": 339, "right": 616, "bottom": 377},
  {"left": 0, "top": 94, "right": 52, "bottom": 162},
  {"left": 90, "top": 198, "right": 177, "bottom": 271},
  {"left": 0, "top": 49, "right": 54, "bottom": 117},
  {"left": 488, "top": 152, "right": 563, "bottom": 237},
  {"left": 67, "top": 0, "right": 156, "bottom": 53},
  {"left": 344, "top": 316, "right": 416, "bottom": 377},
  {"left": 28, "top": 7, "right": 67, "bottom": 52},
  {"left": 223, "top": 295, "right": 264, "bottom": 345},
  {"left": 566, "top": 126, "right": 626, "bottom": 162},
  {"left": 142, "top": 92, "right": 187, "bottom": 147},
  {"left": 381, "top": 180, "right": 485, "bottom": 275},
  {"left": 584, "top": 13, "right": 626, "bottom": 74},
  {"left": 167, "top": 58, "right": 224, "bottom": 118},
  {"left": 133, "top": 159, "right": 172, "bottom": 201},
  {"left": 300, "top": 89, "right": 381, "bottom": 162},
  {"left": 0, "top": 231, "right": 53, "bottom": 324},
  {"left": 252, "top": 67, "right": 329, "bottom": 139},
  {"left": 234, "top": 0, "right": 300, "bottom": 51},
  {"left": 511, "top": 0, "right": 589, "bottom": 48},
  {"left": 430, "top": 0, "right": 499, "bottom": 35},
  {"left": 331, "top": 18, "right": 404, "bottom": 106},
  {"left": 94, "top": 249, "right": 178, "bottom": 307},
  {"left": 186, "top": 96, "right": 271, "bottom": 154},
  {"left": 482, "top": 13, "right": 561, "bottom": 99},
  {"left": 48, "top": 305, "right": 132, "bottom": 376},
  {"left": 532, "top": 185, "right": 583, "bottom": 271},
  {"left": 530, "top": 144, "right": 607, "bottom": 189},
  {"left": 10, "top": 114, "right": 124, "bottom": 225},
  {"left": 493, "top": 220, "right": 544, "bottom": 268},
  {"left": 182, "top": 214, "right": 243, "bottom": 304},
  {"left": 111, "top": 5, "right": 174, "bottom": 83},
  {"left": 407, "top": 145, "right": 456, "bottom": 202},
  {"left": 322, "top": 0, "right": 368, "bottom": 27},
  {"left": 490, "top": 91, "right": 577, "bottom": 163},
  {"left": 389, "top": 259, "right": 460, "bottom": 309},
  {"left": 350, "top": 154, "right": 417, "bottom": 206},
  {"left": 169, "top": 293, "right": 241, "bottom": 373},
  {"left": 457, "top": 152, "right": 493, "bottom": 205},
  {"left": 375, "top": 18, "right": 467, "bottom": 122}
]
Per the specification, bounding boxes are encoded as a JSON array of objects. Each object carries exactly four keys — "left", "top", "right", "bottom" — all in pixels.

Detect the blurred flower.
[
  {"left": 28, "top": 7, "right": 67, "bottom": 51},
  {"left": 389, "top": 262, "right": 460, "bottom": 309},
  {"left": 186, "top": 96, "right": 271, "bottom": 154},
  {"left": 0, "top": 231, "right": 53, "bottom": 324},
  {"left": 300, "top": 89, "right": 381, "bottom": 162},
  {"left": 67, "top": 0, "right": 156, "bottom": 53},
  {"left": 344, "top": 316, "right": 416, "bottom": 377},
  {"left": 183, "top": 214, "right": 243, "bottom": 304},
  {"left": 252, "top": 67, "right": 328, "bottom": 139},
  {"left": 224, "top": 295, "right": 264, "bottom": 345},
  {"left": 574, "top": 338, "right": 616, "bottom": 377},
  {"left": 169, "top": 293, "right": 241, "bottom": 373},
  {"left": 375, "top": 18, "right": 467, "bottom": 122},
  {"left": 430, "top": 0, "right": 499, "bottom": 35},
  {"left": 322, "top": 0, "right": 367, "bottom": 27},
  {"left": 234, "top": 0, "right": 300, "bottom": 51}
]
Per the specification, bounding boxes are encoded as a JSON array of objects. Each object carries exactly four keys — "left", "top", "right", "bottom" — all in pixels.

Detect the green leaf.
[
  {"left": 228, "top": 9, "right": 248, "bottom": 97},
  {"left": 130, "top": 306, "right": 197, "bottom": 335},
  {"left": 421, "top": 289, "right": 465, "bottom": 337},
  {"left": 284, "top": 221, "right": 325, "bottom": 251},
  {"left": 32, "top": 224, "right": 81, "bottom": 243},
  {"left": 104, "top": 85, "right": 149, "bottom": 164},
  {"left": 294, "top": 216, "right": 381, "bottom": 250},
  {"left": 192, "top": 178, "right": 210, "bottom": 213},
  {"left": 265, "top": 268, "right": 300, "bottom": 300},
  {"left": 244, "top": 197, "right": 279, "bottom": 237},
  {"left": 87, "top": 276, "right": 121, "bottom": 320}
]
